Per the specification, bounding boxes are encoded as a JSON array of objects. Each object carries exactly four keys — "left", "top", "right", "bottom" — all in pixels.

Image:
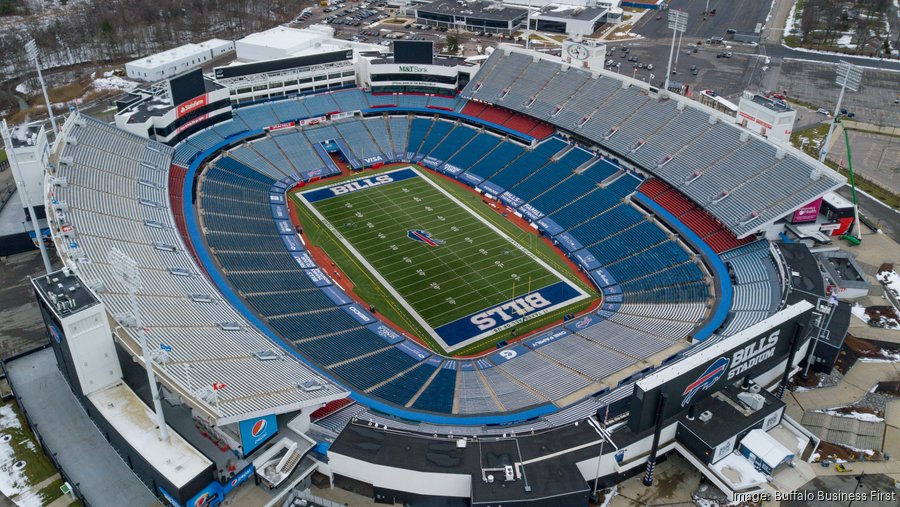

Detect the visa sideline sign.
[{"left": 627, "top": 301, "right": 813, "bottom": 433}]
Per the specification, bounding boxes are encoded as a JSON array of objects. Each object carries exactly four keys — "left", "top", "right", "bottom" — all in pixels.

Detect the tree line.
[
  {"left": 0, "top": 0, "right": 300, "bottom": 84},
  {"left": 799, "top": 0, "right": 894, "bottom": 53}
]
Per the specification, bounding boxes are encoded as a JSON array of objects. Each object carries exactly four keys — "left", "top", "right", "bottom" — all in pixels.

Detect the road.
[{"left": 835, "top": 184, "right": 900, "bottom": 242}]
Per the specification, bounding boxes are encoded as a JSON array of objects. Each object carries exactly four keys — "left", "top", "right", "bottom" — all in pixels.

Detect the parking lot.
[
  {"left": 290, "top": 0, "right": 492, "bottom": 53},
  {"left": 634, "top": 0, "right": 772, "bottom": 42},
  {"left": 599, "top": 41, "right": 764, "bottom": 98},
  {"left": 776, "top": 62, "right": 900, "bottom": 127}
]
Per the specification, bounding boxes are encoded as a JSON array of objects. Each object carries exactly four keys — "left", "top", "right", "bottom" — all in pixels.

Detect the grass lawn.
[
  {"left": 293, "top": 166, "right": 597, "bottom": 355},
  {"left": 0, "top": 399, "right": 63, "bottom": 505}
]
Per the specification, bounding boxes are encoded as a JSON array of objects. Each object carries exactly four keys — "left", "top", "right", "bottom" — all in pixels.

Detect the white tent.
[{"left": 739, "top": 429, "right": 794, "bottom": 473}]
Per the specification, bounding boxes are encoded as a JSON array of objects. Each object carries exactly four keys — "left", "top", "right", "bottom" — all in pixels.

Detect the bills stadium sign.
[{"left": 628, "top": 301, "right": 813, "bottom": 433}]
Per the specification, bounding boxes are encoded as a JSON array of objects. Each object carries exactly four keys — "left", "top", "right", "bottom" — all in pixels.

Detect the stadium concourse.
[{"left": 34, "top": 44, "right": 846, "bottom": 506}]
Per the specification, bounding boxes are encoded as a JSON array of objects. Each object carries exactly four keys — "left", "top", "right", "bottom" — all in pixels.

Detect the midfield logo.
[{"left": 407, "top": 229, "right": 444, "bottom": 247}]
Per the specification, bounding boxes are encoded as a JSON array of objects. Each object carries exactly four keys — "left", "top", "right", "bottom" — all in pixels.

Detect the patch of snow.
[
  {"left": 597, "top": 485, "right": 616, "bottom": 507},
  {"left": 818, "top": 408, "right": 884, "bottom": 423},
  {"left": 782, "top": 49, "right": 900, "bottom": 67},
  {"left": 843, "top": 444, "right": 876, "bottom": 457},
  {"left": 93, "top": 76, "right": 138, "bottom": 92},
  {"left": 876, "top": 269, "right": 900, "bottom": 298},
  {"left": 0, "top": 404, "right": 41, "bottom": 507},
  {"left": 784, "top": 0, "right": 800, "bottom": 37},
  {"left": 712, "top": 453, "right": 769, "bottom": 489},
  {"left": 14, "top": 82, "right": 32, "bottom": 94},
  {"left": 611, "top": 32, "right": 642, "bottom": 39},
  {"left": 836, "top": 34, "right": 854, "bottom": 48},
  {"left": 851, "top": 303, "right": 869, "bottom": 323}
]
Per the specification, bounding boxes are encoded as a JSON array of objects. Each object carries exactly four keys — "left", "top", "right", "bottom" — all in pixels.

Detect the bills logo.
[
  {"left": 682, "top": 357, "right": 729, "bottom": 407},
  {"left": 407, "top": 230, "right": 444, "bottom": 247},
  {"left": 574, "top": 316, "right": 592, "bottom": 329},
  {"left": 250, "top": 418, "right": 267, "bottom": 438},
  {"left": 330, "top": 174, "right": 394, "bottom": 195},
  {"left": 48, "top": 324, "right": 62, "bottom": 343},
  {"left": 471, "top": 292, "right": 552, "bottom": 331}
]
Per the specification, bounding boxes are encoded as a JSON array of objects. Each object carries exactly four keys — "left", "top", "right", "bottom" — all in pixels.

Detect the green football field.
[{"left": 296, "top": 167, "right": 590, "bottom": 352}]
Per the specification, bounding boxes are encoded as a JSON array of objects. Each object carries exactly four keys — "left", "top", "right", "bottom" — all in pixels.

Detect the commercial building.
[
  {"left": 216, "top": 25, "right": 385, "bottom": 103},
  {"left": 414, "top": 0, "right": 529, "bottom": 35},
  {"left": 737, "top": 91, "right": 797, "bottom": 143},
  {"left": 125, "top": 40, "right": 235, "bottom": 82}
]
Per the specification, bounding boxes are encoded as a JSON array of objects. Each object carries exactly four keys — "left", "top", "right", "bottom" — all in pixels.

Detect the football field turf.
[{"left": 296, "top": 167, "right": 590, "bottom": 352}]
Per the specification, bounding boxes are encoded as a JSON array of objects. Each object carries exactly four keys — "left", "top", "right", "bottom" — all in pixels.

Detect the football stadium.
[{"left": 3, "top": 36, "right": 860, "bottom": 507}]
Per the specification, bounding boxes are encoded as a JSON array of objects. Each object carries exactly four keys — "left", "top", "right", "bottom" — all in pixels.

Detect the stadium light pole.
[
  {"left": 819, "top": 61, "right": 861, "bottom": 166},
  {"left": 664, "top": 10, "right": 688, "bottom": 92},
  {"left": 817, "top": 61, "right": 862, "bottom": 239},
  {"left": 109, "top": 248, "right": 169, "bottom": 442},
  {"left": 1, "top": 120, "right": 53, "bottom": 274},
  {"left": 672, "top": 23, "right": 686, "bottom": 75},
  {"left": 588, "top": 412, "right": 617, "bottom": 502},
  {"left": 25, "top": 39, "right": 58, "bottom": 137}
]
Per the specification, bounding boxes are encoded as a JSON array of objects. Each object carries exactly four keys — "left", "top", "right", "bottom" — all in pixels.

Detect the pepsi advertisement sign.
[
  {"left": 185, "top": 481, "right": 223, "bottom": 507},
  {"left": 239, "top": 414, "right": 278, "bottom": 456},
  {"left": 222, "top": 464, "right": 255, "bottom": 495}
]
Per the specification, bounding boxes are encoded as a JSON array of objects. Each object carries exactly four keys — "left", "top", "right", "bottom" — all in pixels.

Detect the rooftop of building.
[
  {"left": 416, "top": 0, "right": 528, "bottom": 22},
  {"left": 749, "top": 94, "right": 794, "bottom": 113},
  {"left": 126, "top": 39, "right": 233, "bottom": 68},
  {"left": 235, "top": 25, "right": 384, "bottom": 61},
  {"left": 534, "top": 4, "right": 608, "bottom": 21},
  {"left": 369, "top": 53, "right": 476, "bottom": 67},
  {"left": 7, "top": 124, "right": 43, "bottom": 149},
  {"left": 121, "top": 79, "right": 222, "bottom": 124},
  {"left": 31, "top": 268, "right": 100, "bottom": 319},
  {"left": 679, "top": 382, "right": 785, "bottom": 446}
]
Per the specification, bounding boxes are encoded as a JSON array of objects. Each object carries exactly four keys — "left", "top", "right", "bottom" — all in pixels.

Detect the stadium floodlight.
[
  {"left": 819, "top": 61, "right": 862, "bottom": 166},
  {"left": 817, "top": 61, "right": 862, "bottom": 238},
  {"left": 664, "top": 10, "right": 688, "bottom": 92},
  {"left": 0, "top": 119, "right": 52, "bottom": 274},
  {"left": 108, "top": 248, "right": 170, "bottom": 442},
  {"left": 25, "top": 39, "right": 58, "bottom": 137}
]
